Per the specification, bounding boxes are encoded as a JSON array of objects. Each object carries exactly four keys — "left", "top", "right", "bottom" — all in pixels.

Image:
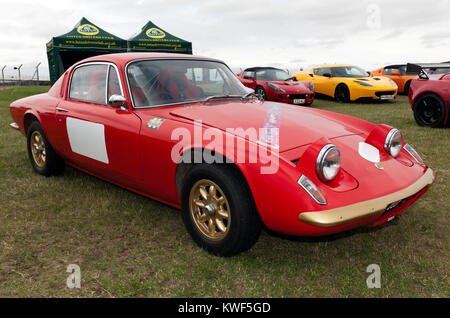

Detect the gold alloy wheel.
[
  {"left": 189, "top": 179, "right": 231, "bottom": 242},
  {"left": 30, "top": 131, "right": 46, "bottom": 168}
]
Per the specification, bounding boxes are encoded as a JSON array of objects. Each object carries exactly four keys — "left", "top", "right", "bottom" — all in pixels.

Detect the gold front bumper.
[{"left": 298, "top": 168, "right": 435, "bottom": 227}]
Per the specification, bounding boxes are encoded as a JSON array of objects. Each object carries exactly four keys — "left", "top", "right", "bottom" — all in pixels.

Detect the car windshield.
[
  {"left": 331, "top": 66, "right": 369, "bottom": 78},
  {"left": 425, "top": 67, "right": 450, "bottom": 74},
  {"left": 127, "top": 59, "right": 249, "bottom": 108},
  {"left": 255, "top": 69, "right": 290, "bottom": 81}
]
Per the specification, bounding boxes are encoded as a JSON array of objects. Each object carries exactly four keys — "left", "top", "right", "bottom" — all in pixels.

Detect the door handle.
[{"left": 56, "top": 107, "right": 69, "bottom": 113}]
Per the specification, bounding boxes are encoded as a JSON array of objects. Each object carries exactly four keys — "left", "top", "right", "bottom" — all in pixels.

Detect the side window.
[
  {"left": 383, "top": 68, "right": 392, "bottom": 75},
  {"left": 69, "top": 64, "right": 108, "bottom": 104},
  {"left": 255, "top": 70, "right": 266, "bottom": 80},
  {"left": 243, "top": 71, "right": 254, "bottom": 78},
  {"left": 107, "top": 65, "right": 122, "bottom": 99},
  {"left": 314, "top": 68, "right": 331, "bottom": 76}
]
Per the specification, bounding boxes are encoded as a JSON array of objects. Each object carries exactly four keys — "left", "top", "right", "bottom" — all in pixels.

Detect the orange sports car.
[{"left": 371, "top": 64, "right": 417, "bottom": 94}]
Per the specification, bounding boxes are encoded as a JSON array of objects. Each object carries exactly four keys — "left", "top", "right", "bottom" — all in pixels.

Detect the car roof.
[
  {"left": 384, "top": 64, "right": 405, "bottom": 69},
  {"left": 244, "top": 66, "right": 283, "bottom": 72},
  {"left": 74, "top": 52, "right": 222, "bottom": 67},
  {"left": 313, "top": 64, "right": 355, "bottom": 69}
]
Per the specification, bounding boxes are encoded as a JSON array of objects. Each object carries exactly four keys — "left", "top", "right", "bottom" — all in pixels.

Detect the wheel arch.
[
  {"left": 23, "top": 111, "right": 41, "bottom": 134},
  {"left": 175, "top": 148, "right": 261, "bottom": 220},
  {"left": 255, "top": 84, "right": 265, "bottom": 92},
  {"left": 404, "top": 79, "right": 412, "bottom": 93},
  {"left": 175, "top": 148, "right": 253, "bottom": 199},
  {"left": 413, "top": 91, "right": 448, "bottom": 126},
  {"left": 335, "top": 82, "right": 351, "bottom": 100},
  {"left": 413, "top": 91, "right": 446, "bottom": 107}
]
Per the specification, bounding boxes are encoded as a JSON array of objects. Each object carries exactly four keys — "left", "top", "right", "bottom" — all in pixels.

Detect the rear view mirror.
[{"left": 108, "top": 95, "right": 127, "bottom": 108}]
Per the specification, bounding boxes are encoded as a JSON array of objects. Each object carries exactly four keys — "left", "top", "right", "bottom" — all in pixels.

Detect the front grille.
[
  {"left": 287, "top": 94, "right": 307, "bottom": 99},
  {"left": 375, "top": 91, "right": 395, "bottom": 97}
]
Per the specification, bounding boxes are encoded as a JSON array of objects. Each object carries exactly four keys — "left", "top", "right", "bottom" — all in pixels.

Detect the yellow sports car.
[{"left": 293, "top": 65, "right": 398, "bottom": 102}]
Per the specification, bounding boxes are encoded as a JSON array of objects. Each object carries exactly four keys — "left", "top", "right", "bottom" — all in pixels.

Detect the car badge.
[
  {"left": 146, "top": 117, "right": 165, "bottom": 130},
  {"left": 374, "top": 163, "right": 384, "bottom": 170}
]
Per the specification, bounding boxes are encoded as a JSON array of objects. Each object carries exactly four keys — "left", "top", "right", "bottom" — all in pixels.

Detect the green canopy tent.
[
  {"left": 46, "top": 17, "right": 127, "bottom": 84},
  {"left": 128, "top": 21, "right": 192, "bottom": 54}
]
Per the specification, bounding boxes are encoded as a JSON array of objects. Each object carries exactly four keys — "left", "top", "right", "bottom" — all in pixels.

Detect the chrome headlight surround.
[
  {"left": 384, "top": 129, "right": 403, "bottom": 157},
  {"left": 298, "top": 175, "right": 326, "bottom": 205},
  {"left": 316, "top": 144, "right": 341, "bottom": 182},
  {"left": 403, "top": 143, "right": 424, "bottom": 165}
]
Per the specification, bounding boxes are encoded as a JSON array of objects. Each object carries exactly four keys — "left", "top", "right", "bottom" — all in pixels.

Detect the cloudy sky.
[{"left": 1, "top": 0, "right": 449, "bottom": 80}]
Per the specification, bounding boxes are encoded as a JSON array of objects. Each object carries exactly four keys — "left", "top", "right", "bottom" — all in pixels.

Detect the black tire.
[
  {"left": 255, "top": 86, "right": 266, "bottom": 101},
  {"left": 334, "top": 84, "right": 350, "bottom": 103},
  {"left": 404, "top": 81, "right": 411, "bottom": 95},
  {"left": 181, "top": 164, "right": 262, "bottom": 256},
  {"left": 413, "top": 93, "right": 447, "bottom": 128},
  {"left": 27, "top": 121, "right": 64, "bottom": 176}
]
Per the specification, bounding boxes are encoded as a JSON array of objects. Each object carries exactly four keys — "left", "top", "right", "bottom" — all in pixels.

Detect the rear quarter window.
[{"left": 48, "top": 73, "right": 66, "bottom": 98}]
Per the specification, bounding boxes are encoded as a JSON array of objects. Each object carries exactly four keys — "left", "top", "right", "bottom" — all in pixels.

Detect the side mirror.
[
  {"left": 290, "top": 76, "right": 297, "bottom": 81},
  {"left": 108, "top": 95, "right": 127, "bottom": 108},
  {"left": 243, "top": 75, "right": 255, "bottom": 81},
  {"left": 323, "top": 73, "right": 332, "bottom": 78},
  {"left": 391, "top": 71, "right": 401, "bottom": 76}
]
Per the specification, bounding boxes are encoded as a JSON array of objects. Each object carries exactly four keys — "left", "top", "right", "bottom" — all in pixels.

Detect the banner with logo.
[
  {"left": 128, "top": 21, "right": 192, "bottom": 54},
  {"left": 46, "top": 17, "right": 127, "bottom": 84}
]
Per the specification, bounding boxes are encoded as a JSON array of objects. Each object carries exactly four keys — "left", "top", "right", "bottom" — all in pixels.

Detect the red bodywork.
[
  {"left": 409, "top": 74, "right": 450, "bottom": 126},
  {"left": 10, "top": 53, "right": 433, "bottom": 237},
  {"left": 237, "top": 69, "right": 315, "bottom": 105}
]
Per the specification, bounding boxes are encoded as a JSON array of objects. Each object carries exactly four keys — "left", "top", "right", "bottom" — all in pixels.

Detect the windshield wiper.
[
  {"left": 242, "top": 91, "right": 256, "bottom": 99},
  {"left": 202, "top": 95, "right": 244, "bottom": 104}
]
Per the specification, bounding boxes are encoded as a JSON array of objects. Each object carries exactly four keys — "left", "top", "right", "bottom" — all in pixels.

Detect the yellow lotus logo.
[
  {"left": 374, "top": 163, "right": 384, "bottom": 170},
  {"left": 77, "top": 24, "right": 99, "bottom": 36},
  {"left": 146, "top": 27, "right": 165, "bottom": 39}
]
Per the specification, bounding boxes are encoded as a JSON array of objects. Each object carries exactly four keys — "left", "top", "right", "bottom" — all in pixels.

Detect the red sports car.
[
  {"left": 237, "top": 67, "right": 315, "bottom": 105},
  {"left": 10, "top": 53, "right": 434, "bottom": 256},
  {"left": 407, "top": 63, "right": 450, "bottom": 127}
]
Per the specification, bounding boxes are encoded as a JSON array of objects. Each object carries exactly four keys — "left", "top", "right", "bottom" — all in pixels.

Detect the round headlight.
[
  {"left": 384, "top": 129, "right": 403, "bottom": 157},
  {"left": 316, "top": 144, "right": 341, "bottom": 182}
]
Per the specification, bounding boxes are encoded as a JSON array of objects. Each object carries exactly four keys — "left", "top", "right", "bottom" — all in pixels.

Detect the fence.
[
  {"left": 0, "top": 80, "right": 50, "bottom": 86},
  {"left": 0, "top": 63, "right": 50, "bottom": 86}
]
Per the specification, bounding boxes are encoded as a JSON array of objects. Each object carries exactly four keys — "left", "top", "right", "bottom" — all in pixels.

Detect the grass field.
[{"left": 0, "top": 86, "right": 448, "bottom": 297}]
